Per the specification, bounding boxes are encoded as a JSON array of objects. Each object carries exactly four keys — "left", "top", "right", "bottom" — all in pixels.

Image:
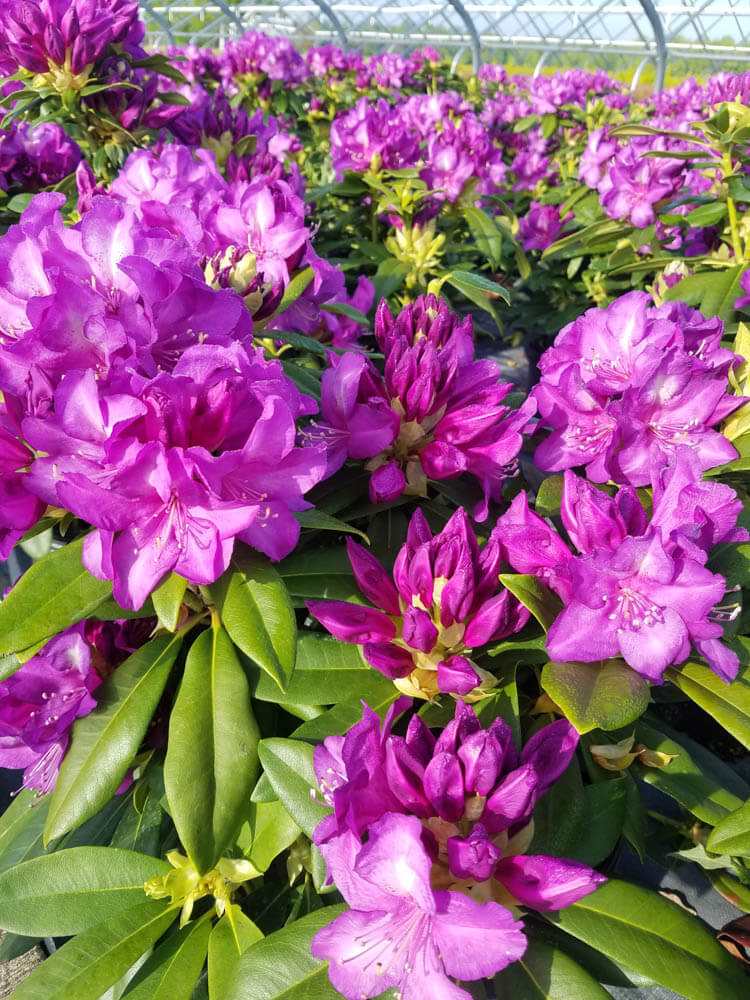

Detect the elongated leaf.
[
  {"left": 0, "top": 847, "right": 168, "bottom": 937},
  {"left": 632, "top": 719, "right": 745, "bottom": 826},
  {"left": 571, "top": 780, "right": 628, "bottom": 866},
  {"left": 542, "top": 660, "right": 650, "bottom": 734},
  {"left": 294, "top": 509, "right": 369, "bottom": 542},
  {"left": 272, "top": 266, "right": 314, "bottom": 317},
  {"left": 0, "top": 536, "right": 111, "bottom": 657},
  {"left": 10, "top": 900, "right": 175, "bottom": 1000},
  {"left": 707, "top": 799, "right": 750, "bottom": 858},
  {"left": 666, "top": 661, "right": 750, "bottom": 750},
  {"left": 208, "top": 908, "right": 263, "bottom": 998},
  {"left": 544, "top": 879, "right": 747, "bottom": 1000},
  {"left": 280, "top": 360, "right": 321, "bottom": 402},
  {"left": 45, "top": 633, "right": 181, "bottom": 843},
  {"left": 151, "top": 573, "right": 187, "bottom": 632},
  {"left": 164, "top": 626, "right": 260, "bottom": 873},
  {"left": 534, "top": 474, "right": 565, "bottom": 518},
  {"left": 257, "top": 738, "right": 331, "bottom": 839},
  {"left": 248, "top": 633, "right": 396, "bottom": 706},
  {"left": 449, "top": 268, "right": 511, "bottom": 304},
  {"left": 495, "top": 936, "right": 611, "bottom": 998},
  {"left": 499, "top": 574, "right": 562, "bottom": 631},
  {"left": 320, "top": 301, "right": 369, "bottom": 326},
  {"left": 208, "top": 545, "right": 296, "bottom": 692},
  {"left": 244, "top": 800, "right": 301, "bottom": 872},
  {"left": 122, "top": 916, "right": 212, "bottom": 1000},
  {"left": 0, "top": 790, "right": 50, "bottom": 874},
  {"left": 224, "top": 905, "right": 346, "bottom": 1000}
]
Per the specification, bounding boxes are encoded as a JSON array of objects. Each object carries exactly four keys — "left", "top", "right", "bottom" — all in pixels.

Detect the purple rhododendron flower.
[
  {"left": 312, "top": 813, "right": 527, "bottom": 1000},
  {"left": 494, "top": 451, "right": 745, "bottom": 683},
  {"left": 307, "top": 294, "right": 535, "bottom": 517},
  {"left": 534, "top": 291, "right": 744, "bottom": 486},
  {"left": 0, "top": 624, "right": 98, "bottom": 795},
  {"left": 518, "top": 202, "right": 571, "bottom": 251},
  {"left": 0, "top": 0, "right": 142, "bottom": 79},
  {"left": 311, "top": 700, "right": 603, "bottom": 999},
  {"left": 307, "top": 507, "right": 529, "bottom": 699},
  {"left": 0, "top": 121, "right": 81, "bottom": 192}
]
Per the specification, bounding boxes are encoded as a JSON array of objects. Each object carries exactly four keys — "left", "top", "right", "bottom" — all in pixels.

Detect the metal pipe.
[
  {"left": 445, "top": 0, "right": 481, "bottom": 73},
  {"left": 139, "top": 0, "right": 177, "bottom": 46},
  {"left": 638, "top": 0, "right": 667, "bottom": 91}
]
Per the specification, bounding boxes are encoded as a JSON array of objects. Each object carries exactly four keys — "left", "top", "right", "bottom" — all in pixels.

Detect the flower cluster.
[
  {"left": 494, "top": 450, "right": 746, "bottom": 683},
  {"left": 311, "top": 699, "right": 604, "bottom": 1000},
  {"left": 307, "top": 294, "right": 535, "bottom": 514},
  {"left": 0, "top": 194, "right": 326, "bottom": 607},
  {"left": 533, "top": 291, "right": 743, "bottom": 485},
  {"left": 307, "top": 507, "right": 529, "bottom": 699},
  {"left": 0, "top": 121, "right": 81, "bottom": 192},
  {"left": 0, "top": 615, "right": 152, "bottom": 795}
]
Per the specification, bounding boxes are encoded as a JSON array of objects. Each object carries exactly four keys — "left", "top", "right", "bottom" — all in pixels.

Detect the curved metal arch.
[
  {"left": 638, "top": 0, "right": 667, "bottom": 92},
  {"left": 311, "top": 0, "right": 350, "bottom": 49},
  {"left": 138, "top": 0, "right": 176, "bottom": 47},
  {"left": 445, "top": 0, "right": 480, "bottom": 75},
  {"left": 206, "top": 0, "right": 246, "bottom": 36}
]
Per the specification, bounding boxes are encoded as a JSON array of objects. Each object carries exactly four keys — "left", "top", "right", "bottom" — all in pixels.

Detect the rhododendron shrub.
[{"left": 0, "top": 21, "right": 748, "bottom": 1000}]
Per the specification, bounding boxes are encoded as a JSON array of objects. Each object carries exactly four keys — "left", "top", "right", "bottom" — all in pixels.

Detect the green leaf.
[
  {"left": 208, "top": 545, "right": 297, "bottom": 692},
  {"left": 320, "top": 301, "right": 370, "bottom": 326},
  {"left": 571, "top": 780, "right": 628, "bottom": 866},
  {"left": 664, "top": 265, "right": 744, "bottom": 323},
  {"left": 683, "top": 201, "right": 729, "bottom": 226},
  {"left": 257, "top": 738, "right": 331, "bottom": 839},
  {"left": 272, "top": 267, "right": 315, "bottom": 317},
  {"left": 499, "top": 574, "right": 562, "bottom": 631},
  {"left": 151, "top": 573, "right": 187, "bottom": 632},
  {"left": 44, "top": 633, "right": 181, "bottom": 842},
  {"left": 544, "top": 879, "right": 747, "bottom": 1000},
  {"left": 534, "top": 474, "right": 565, "bottom": 518},
  {"left": 208, "top": 907, "right": 263, "bottom": 998},
  {"left": 164, "top": 626, "right": 260, "bottom": 873},
  {"left": 0, "top": 536, "right": 111, "bottom": 657},
  {"left": 445, "top": 272, "right": 506, "bottom": 328},
  {"left": 243, "top": 800, "right": 301, "bottom": 873},
  {"left": 248, "top": 633, "right": 396, "bottom": 706},
  {"left": 280, "top": 361, "right": 321, "bottom": 402},
  {"left": 542, "top": 660, "right": 650, "bottom": 734},
  {"left": 0, "top": 790, "right": 50, "bottom": 874},
  {"left": 666, "top": 661, "right": 750, "bottom": 750},
  {"left": 224, "top": 906, "right": 346, "bottom": 1000},
  {"left": 294, "top": 509, "right": 369, "bottom": 542},
  {"left": 530, "top": 758, "right": 587, "bottom": 857},
  {"left": 122, "top": 917, "right": 211, "bottom": 1000},
  {"left": 707, "top": 799, "right": 750, "bottom": 858},
  {"left": 632, "top": 719, "right": 745, "bottom": 826},
  {"left": 372, "top": 256, "right": 409, "bottom": 300},
  {"left": 0, "top": 932, "right": 40, "bottom": 962},
  {"left": 7, "top": 192, "right": 35, "bottom": 213},
  {"left": 10, "top": 900, "right": 175, "bottom": 1000},
  {"left": 463, "top": 205, "right": 504, "bottom": 269},
  {"left": 495, "top": 936, "right": 611, "bottom": 998},
  {"left": 0, "top": 847, "right": 168, "bottom": 937}
]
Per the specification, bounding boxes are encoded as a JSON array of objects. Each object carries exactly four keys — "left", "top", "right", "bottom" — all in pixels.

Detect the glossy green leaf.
[
  {"left": 707, "top": 799, "right": 750, "bottom": 858},
  {"left": 244, "top": 800, "right": 301, "bottom": 872},
  {"left": 248, "top": 633, "right": 396, "bottom": 706},
  {"left": 542, "top": 660, "right": 650, "bottom": 734},
  {"left": 122, "top": 916, "right": 211, "bottom": 1000},
  {"left": 0, "top": 932, "right": 39, "bottom": 962},
  {"left": 257, "top": 738, "right": 331, "bottom": 839},
  {"left": 0, "top": 847, "right": 168, "bottom": 937},
  {"left": 446, "top": 273, "right": 504, "bottom": 328},
  {"left": 632, "top": 719, "right": 746, "bottom": 825},
  {"left": 151, "top": 573, "right": 187, "bottom": 632},
  {"left": 280, "top": 360, "right": 322, "bottom": 402},
  {"left": 534, "top": 474, "right": 565, "bottom": 518},
  {"left": 164, "top": 626, "right": 260, "bottom": 873},
  {"left": 571, "top": 780, "right": 628, "bottom": 866},
  {"left": 294, "top": 509, "right": 369, "bottom": 542},
  {"left": 207, "top": 545, "right": 297, "bottom": 692},
  {"left": 495, "top": 936, "right": 611, "bottom": 999},
  {"left": 320, "top": 301, "right": 369, "bottom": 326},
  {"left": 0, "top": 536, "right": 111, "bottom": 658},
  {"left": 449, "top": 268, "right": 511, "bottom": 303},
  {"left": 208, "top": 907, "right": 264, "bottom": 998},
  {"left": 45, "top": 633, "right": 181, "bottom": 843},
  {"left": 544, "top": 879, "right": 747, "bottom": 1000},
  {"left": 273, "top": 266, "right": 314, "bottom": 316},
  {"left": 224, "top": 905, "right": 346, "bottom": 1000},
  {"left": 463, "top": 205, "right": 504, "bottom": 269},
  {"left": 10, "top": 900, "right": 175, "bottom": 1000},
  {"left": 0, "top": 790, "right": 50, "bottom": 874},
  {"left": 499, "top": 574, "right": 562, "bottom": 631},
  {"left": 530, "top": 758, "right": 587, "bottom": 857},
  {"left": 666, "top": 661, "right": 750, "bottom": 750}
]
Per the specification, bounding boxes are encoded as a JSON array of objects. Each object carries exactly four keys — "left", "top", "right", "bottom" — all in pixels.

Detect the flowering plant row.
[{"left": 0, "top": 4, "right": 748, "bottom": 1000}]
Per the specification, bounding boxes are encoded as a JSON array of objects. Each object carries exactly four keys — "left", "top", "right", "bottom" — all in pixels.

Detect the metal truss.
[{"left": 140, "top": 1, "right": 750, "bottom": 86}]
